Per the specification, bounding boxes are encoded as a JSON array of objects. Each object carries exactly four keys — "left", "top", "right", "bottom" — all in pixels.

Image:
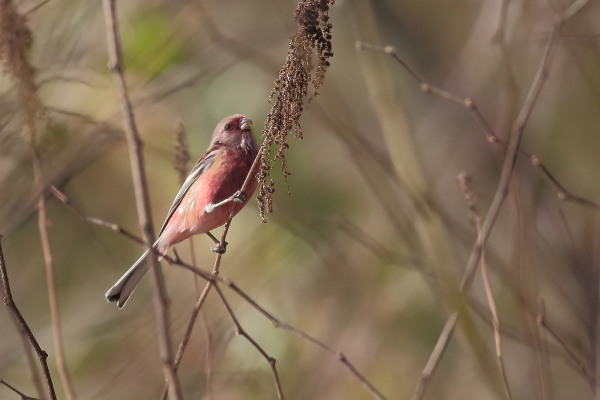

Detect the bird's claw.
[
  {"left": 233, "top": 190, "right": 246, "bottom": 203},
  {"left": 211, "top": 242, "right": 227, "bottom": 254},
  {"left": 204, "top": 191, "right": 247, "bottom": 214}
]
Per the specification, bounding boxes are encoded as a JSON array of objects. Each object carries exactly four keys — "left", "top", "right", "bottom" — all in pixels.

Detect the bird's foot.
[
  {"left": 211, "top": 243, "right": 227, "bottom": 254},
  {"left": 232, "top": 190, "right": 246, "bottom": 203},
  {"left": 207, "top": 232, "right": 227, "bottom": 254},
  {"left": 204, "top": 203, "right": 217, "bottom": 214},
  {"left": 204, "top": 191, "right": 247, "bottom": 214}
]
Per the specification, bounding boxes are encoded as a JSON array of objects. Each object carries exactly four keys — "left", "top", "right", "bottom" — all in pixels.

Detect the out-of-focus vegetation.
[{"left": 1, "top": 0, "right": 600, "bottom": 399}]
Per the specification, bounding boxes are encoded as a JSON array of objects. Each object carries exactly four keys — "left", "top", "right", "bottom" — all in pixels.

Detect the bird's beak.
[{"left": 240, "top": 118, "right": 252, "bottom": 131}]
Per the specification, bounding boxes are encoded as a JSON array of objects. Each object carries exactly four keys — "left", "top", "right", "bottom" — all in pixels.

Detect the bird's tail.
[{"left": 105, "top": 249, "right": 152, "bottom": 308}]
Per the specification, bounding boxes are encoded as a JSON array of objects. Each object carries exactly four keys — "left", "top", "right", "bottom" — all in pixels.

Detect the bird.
[{"left": 105, "top": 114, "right": 259, "bottom": 308}]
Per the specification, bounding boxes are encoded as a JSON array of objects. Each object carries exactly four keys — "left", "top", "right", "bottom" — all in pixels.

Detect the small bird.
[{"left": 105, "top": 115, "right": 258, "bottom": 308}]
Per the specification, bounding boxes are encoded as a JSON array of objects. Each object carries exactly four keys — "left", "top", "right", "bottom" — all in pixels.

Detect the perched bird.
[{"left": 105, "top": 115, "right": 258, "bottom": 308}]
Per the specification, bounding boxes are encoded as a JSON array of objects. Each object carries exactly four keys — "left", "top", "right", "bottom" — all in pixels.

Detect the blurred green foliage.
[{"left": 122, "top": 9, "right": 189, "bottom": 79}]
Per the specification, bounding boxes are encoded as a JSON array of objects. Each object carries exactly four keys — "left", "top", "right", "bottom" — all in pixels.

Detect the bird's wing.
[{"left": 158, "top": 149, "right": 219, "bottom": 235}]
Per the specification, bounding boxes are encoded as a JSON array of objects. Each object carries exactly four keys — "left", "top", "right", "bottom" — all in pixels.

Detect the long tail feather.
[{"left": 105, "top": 250, "right": 151, "bottom": 308}]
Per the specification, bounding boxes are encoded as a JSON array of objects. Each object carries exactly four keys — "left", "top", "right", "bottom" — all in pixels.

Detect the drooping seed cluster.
[
  {"left": 0, "top": 0, "right": 43, "bottom": 144},
  {"left": 0, "top": 0, "right": 33, "bottom": 81},
  {"left": 257, "top": 0, "right": 334, "bottom": 222}
]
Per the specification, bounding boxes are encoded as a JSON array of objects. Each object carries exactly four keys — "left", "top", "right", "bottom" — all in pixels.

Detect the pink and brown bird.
[{"left": 105, "top": 114, "right": 258, "bottom": 307}]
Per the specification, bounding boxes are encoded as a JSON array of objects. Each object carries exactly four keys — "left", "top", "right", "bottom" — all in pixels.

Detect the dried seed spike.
[{"left": 257, "top": 0, "right": 334, "bottom": 222}]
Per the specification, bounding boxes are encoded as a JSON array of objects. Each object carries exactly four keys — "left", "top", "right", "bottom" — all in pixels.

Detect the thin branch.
[
  {"left": 537, "top": 299, "right": 592, "bottom": 386},
  {"left": 0, "top": 379, "right": 37, "bottom": 400},
  {"left": 0, "top": 235, "right": 57, "bottom": 400},
  {"left": 23, "top": 0, "right": 50, "bottom": 15},
  {"left": 335, "top": 217, "right": 420, "bottom": 270},
  {"left": 51, "top": 192, "right": 388, "bottom": 400},
  {"left": 468, "top": 296, "right": 589, "bottom": 376},
  {"left": 2, "top": 0, "right": 77, "bottom": 395},
  {"left": 457, "top": 172, "right": 512, "bottom": 399},
  {"left": 408, "top": 16, "right": 564, "bottom": 400},
  {"left": 214, "top": 283, "right": 285, "bottom": 400},
  {"left": 9, "top": 312, "right": 47, "bottom": 400},
  {"left": 480, "top": 242, "right": 512, "bottom": 400},
  {"left": 355, "top": 39, "right": 600, "bottom": 212},
  {"left": 32, "top": 152, "right": 77, "bottom": 400},
  {"left": 216, "top": 277, "right": 388, "bottom": 400},
  {"left": 164, "top": 133, "right": 268, "bottom": 398},
  {"left": 101, "top": 1, "right": 182, "bottom": 399},
  {"left": 49, "top": 186, "right": 144, "bottom": 246},
  {"left": 161, "top": 216, "right": 232, "bottom": 400},
  {"left": 46, "top": 106, "right": 109, "bottom": 127}
]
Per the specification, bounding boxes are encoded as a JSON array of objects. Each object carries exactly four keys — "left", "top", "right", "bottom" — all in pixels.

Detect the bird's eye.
[{"left": 224, "top": 124, "right": 232, "bottom": 131}]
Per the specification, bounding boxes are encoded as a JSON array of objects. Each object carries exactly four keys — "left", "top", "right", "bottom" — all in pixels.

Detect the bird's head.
[{"left": 212, "top": 114, "right": 256, "bottom": 152}]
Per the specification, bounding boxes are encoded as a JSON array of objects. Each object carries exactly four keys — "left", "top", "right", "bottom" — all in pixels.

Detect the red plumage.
[{"left": 106, "top": 114, "right": 258, "bottom": 307}]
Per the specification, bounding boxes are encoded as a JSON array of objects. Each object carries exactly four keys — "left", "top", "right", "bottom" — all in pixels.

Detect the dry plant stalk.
[
  {"left": 257, "top": 0, "right": 334, "bottom": 221},
  {"left": 213, "top": 283, "right": 285, "bottom": 400},
  {"left": 0, "top": 236, "right": 57, "bottom": 400},
  {"left": 0, "top": 2, "right": 77, "bottom": 399},
  {"left": 409, "top": 21, "right": 561, "bottom": 400},
  {"left": 457, "top": 172, "right": 512, "bottom": 400},
  {"left": 356, "top": 40, "right": 600, "bottom": 212},
  {"left": 356, "top": 2, "right": 592, "bottom": 399},
  {"left": 173, "top": 120, "right": 191, "bottom": 184},
  {"left": 101, "top": 0, "right": 182, "bottom": 399}
]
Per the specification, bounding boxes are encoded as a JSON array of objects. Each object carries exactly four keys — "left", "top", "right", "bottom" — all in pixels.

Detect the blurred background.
[{"left": 1, "top": 0, "right": 600, "bottom": 399}]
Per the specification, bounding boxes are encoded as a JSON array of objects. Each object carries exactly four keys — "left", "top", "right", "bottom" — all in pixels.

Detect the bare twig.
[
  {"left": 164, "top": 116, "right": 266, "bottom": 400},
  {"left": 335, "top": 217, "right": 419, "bottom": 269},
  {"left": 356, "top": 39, "right": 600, "bottom": 212},
  {"left": 49, "top": 186, "right": 144, "bottom": 246},
  {"left": 480, "top": 242, "right": 512, "bottom": 399},
  {"left": 0, "top": 379, "right": 37, "bottom": 400},
  {"left": 46, "top": 106, "right": 109, "bottom": 127},
  {"left": 214, "top": 283, "right": 285, "bottom": 400},
  {"left": 164, "top": 132, "right": 268, "bottom": 398},
  {"left": 161, "top": 217, "right": 232, "bottom": 400},
  {"left": 23, "top": 0, "right": 50, "bottom": 15},
  {"left": 0, "top": 235, "right": 57, "bottom": 400},
  {"left": 407, "top": 15, "right": 563, "bottom": 400},
  {"left": 457, "top": 172, "right": 512, "bottom": 400},
  {"left": 8, "top": 311, "right": 47, "bottom": 400},
  {"left": 161, "top": 287, "right": 212, "bottom": 400},
  {"left": 101, "top": 1, "right": 182, "bottom": 398},
  {"left": 161, "top": 219, "right": 231, "bottom": 400},
  {"left": 216, "top": 276, "right": 388, "bottom": 400},
  {"left": 537, "top": 299, "right": 592, "bottom": 386},
  {"left": 0, "top": 0, "right": 77, "bottom": 395},
  {"left": 160, "top": 120, "right": 204, "bottom": 400},
  {"left": 51, "top": 191, "right": 387, "bottom": 400},
  {"left": 32, "top": 148, "right": 77, "bottom": 400}
]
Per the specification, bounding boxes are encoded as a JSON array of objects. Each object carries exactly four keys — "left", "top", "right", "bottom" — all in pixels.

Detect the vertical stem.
[
  {"left": 102, "top": 1, "right": 183, "bottom": 399},
  {"left": 411, "top": 17, "right": 561, "bottom": 400},
  {"left": 33, "top": 157, "right": 77, "bottom": 400}
]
